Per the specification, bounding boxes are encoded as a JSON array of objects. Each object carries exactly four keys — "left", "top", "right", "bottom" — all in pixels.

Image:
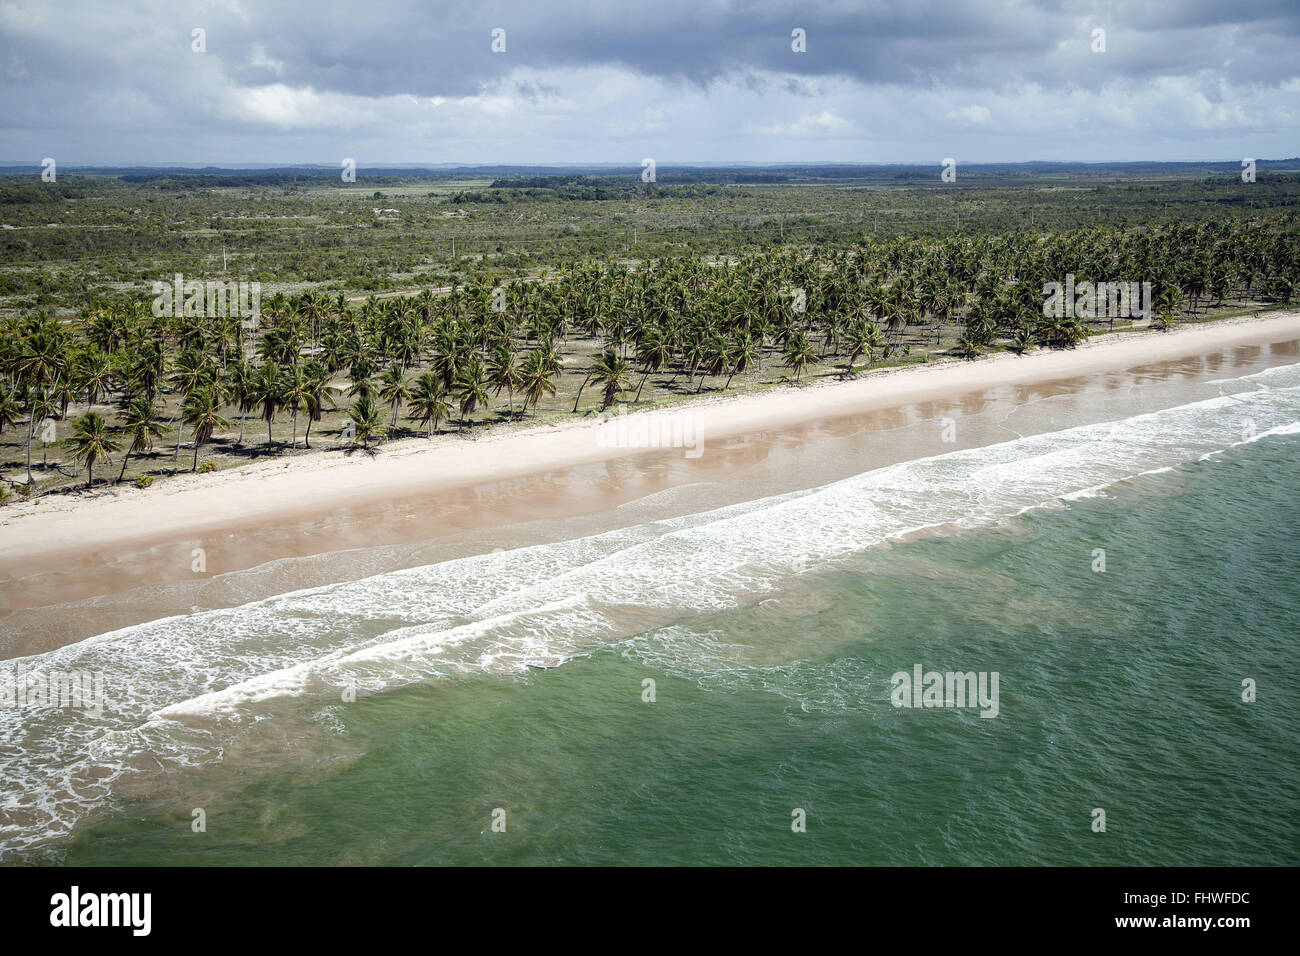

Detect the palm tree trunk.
[
  {"left": 193, "top": 440, "right": 200, "bottom": 471},
  {"left": 118, "top": 449, "right": 132, "bottom": 483},
  {"left": 571, "top": 372, "right": 593, "bottom": 412}
]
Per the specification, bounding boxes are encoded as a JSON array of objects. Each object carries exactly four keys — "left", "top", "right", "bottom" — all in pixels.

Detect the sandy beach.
[{"left": 2, "top": 311, "right": 1298, "bottom": 657}]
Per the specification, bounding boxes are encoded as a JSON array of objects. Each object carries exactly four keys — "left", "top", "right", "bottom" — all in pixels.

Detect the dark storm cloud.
[
  {"left": 203, "top": 0, "right": 1294, "bottom": 95},
  {"left": 8, "top": 0, "right": 1287, "bottom": 101}
]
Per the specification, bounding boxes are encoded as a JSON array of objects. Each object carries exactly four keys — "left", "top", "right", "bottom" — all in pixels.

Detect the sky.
[{"left": 1, "top": 0, "right": 1297, "bottom": 166}]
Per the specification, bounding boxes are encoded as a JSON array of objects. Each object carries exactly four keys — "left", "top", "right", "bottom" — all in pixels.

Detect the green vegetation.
[{"left": 1, "top": 162, "right": 1297, "bottom": 500}]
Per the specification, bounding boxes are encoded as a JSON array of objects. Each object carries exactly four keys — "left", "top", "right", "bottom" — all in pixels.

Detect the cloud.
[
  {"left": 0, "top": 0, "right": 1296, "bottom": 163},
  {"left": 757, "top": 110, "right": 853, "bottom": 137},
  {"left": 947, "top": 105, "right": 992, "bottom": 126}
]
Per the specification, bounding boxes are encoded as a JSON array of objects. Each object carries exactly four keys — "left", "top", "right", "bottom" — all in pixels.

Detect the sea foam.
[{"left": 2, "top": 361, "right": 1298, "bottom": 857}]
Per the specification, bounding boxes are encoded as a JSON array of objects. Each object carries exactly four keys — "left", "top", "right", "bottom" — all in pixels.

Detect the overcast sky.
[{"left": 1, "top": 0, "right": 1297, "bottom": 165}]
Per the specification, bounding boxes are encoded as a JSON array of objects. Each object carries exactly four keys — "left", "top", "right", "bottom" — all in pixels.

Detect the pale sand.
[{"left": 2, "top": 312, "right": 1298, "bottom": 571}]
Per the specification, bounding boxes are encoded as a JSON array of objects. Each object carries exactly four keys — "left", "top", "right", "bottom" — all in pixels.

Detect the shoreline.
[{"left": 3, "top": 311, "right": 1299, "bottom": 573}]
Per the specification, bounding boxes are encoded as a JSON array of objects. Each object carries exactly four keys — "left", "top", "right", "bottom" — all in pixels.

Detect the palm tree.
[
  {"left": 65, "top": 410, "right": 121, "bottom": 489},
  {"left": 378, "top": 364, "right": 411, "bottom": 427},
  {"left": 168, "top": 349, "right": 214, "bottom": 462},
  {"left": 251, "top": 361, "right": 283, "bottom": 449},
  {"left": 28, "top": 390, "right": 58, "bottom": 473},
  {"left": 956, "top": 334, "right": 984, "bottom": 359},
  {"left": 13, "top": 322, "right": 68, "bottom": 395},
  {"left": 0, "top": 382, "right": 20, "bottom": 436},
  {"left": 633, "top": 327, "right": 672, "bottom": 402},
  {"left": 519, "top": 350, "right": 557, "bottom": 415},
  {"left": 782, "top": 330, "right": 819, "bottom": 381},
  {"left": 225, "top": 358, "right": 255, "bottom": 446},
  {"left": 181, "top": 387, "right": 230, "bottom": 471},
  {"left": 14, "top": 325, "right": 70, "bottom": 484},
  {"left": 75, "top": 347, "right": 114, "bottom": 407},
  {"left": 117, "top": 396, "right": 169, "bottom": 482},
  {"left": 725, "top": 334, "right": 762, "bottom": 389},
  {"left": 280, "top": 364, "right": 311, "bottom": 449},
  {"left": 347, "top": 394, "right": 385, "bottom": 449},
  {"left": 843, "top": 320, "right": 882, "bottom": 373},
  {"left": 301, "top": 362, "right": 336, "bottom": 449},
  {"left": 590, "top": 348, "right": 634, "bottom": 409},
  {"left": 407, "top": 372, "right": 450, "bottom": 436},
  {"left": 347, "top": 374, "right": 378, "bottom": 404},
  {"left": 487, "top": 344, "right": 522, "bottom": 418},
  {"left": 454, "top": 355, "right": 491, "bottom": 429}
]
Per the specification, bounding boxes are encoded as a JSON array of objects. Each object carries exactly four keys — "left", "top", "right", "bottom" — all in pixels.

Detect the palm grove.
[{"left": 1, "top": 218, "right": 1296, "bottom": 497}]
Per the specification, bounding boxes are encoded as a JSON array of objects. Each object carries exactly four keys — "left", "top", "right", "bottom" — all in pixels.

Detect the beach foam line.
[{"left": 154, "top": 594, "right": 606, "bottom": 719}]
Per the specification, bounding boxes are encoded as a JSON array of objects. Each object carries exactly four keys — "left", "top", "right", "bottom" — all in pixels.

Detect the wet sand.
[{"left": 2, "top": 313, "right": 1298, "bottom": 657}]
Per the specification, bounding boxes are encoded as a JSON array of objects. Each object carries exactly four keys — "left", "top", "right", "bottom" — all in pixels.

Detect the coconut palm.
[
  {"left": 486, "top": 344, "right": 522, "bottom": 418},
  {"left": 75, "top": 347, "right": 114, "bottom": 407},
  {"left": 250, "top": 361, "right": 283, "bottom": 449},
  {"left": 956, "top": 334, "right": 985, "bottom": 359},
  {"left": 843, "top": 320, "right": 883, "bottom": 373},
  {"left": 589, "top": 348, "right": 634, "bottom": 409},
  {"left": 117, "top": 396, "right": 169, "bottom": 482},
  {"left": 280, "top": 363, "right": 312, "bottom": 449},
  {"left": 519, "top": 350, "right": 558, "bottom": 415},
  {"left": 782, "top": 330, "right": 819, "bottom": 381},
  {"left": 453, "top": 355, "right": 491, "bottom": 428},
  {"left": 0, "top": 382, "right": 20, "bottom": 436},
  {"left": 65, "top": 410, "right": 121, "bottom": 489},
  {"left": 301, "top": 362, "right": 337, "bottom": 449},
  {"left": 1010, "top": 328, "right": 1034, "bottom": 355},
  {"left": 347, "top": 394, "right": 386, "bottom": 449},
  {"left": 13, "top": 322, "right": 68, "bottom": 395},
  {"left": 27, "top": 390, "right": 58, "bottom": 474},
  {"left": 225, "top": 358, "right": 255, "bottom": 446},
  {"left": 407, "top": 372, "right": 450, "bottom": 436},
  {"left": 181, "top": 386, "right": 230, "bottom": 471},
  {"left": 378, "top": 364, "right": 411, "bottom": 427}
]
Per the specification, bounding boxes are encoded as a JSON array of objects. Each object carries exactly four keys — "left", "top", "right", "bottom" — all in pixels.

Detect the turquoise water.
[
  {"left": 4, "top": 361, "right": 1299, "bottom": 865},
  {"left": 50, "top": 435, "right": 1300, "bottom": 866}
]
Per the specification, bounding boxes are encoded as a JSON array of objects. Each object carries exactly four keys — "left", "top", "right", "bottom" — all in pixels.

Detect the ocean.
[{"left": 3, "top": 356, "right": 1298, "bottom": 865}]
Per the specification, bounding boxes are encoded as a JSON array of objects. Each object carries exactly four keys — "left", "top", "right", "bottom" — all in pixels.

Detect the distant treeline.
[
  {"left": 452, "top": 177, "right": 748, "bottom": 202},
  {"left": 0, "top": 182, "right": 85, "bottom": 204},
  {"left": 1, "top": 159, "right": 1296, "bottom": 192}
]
